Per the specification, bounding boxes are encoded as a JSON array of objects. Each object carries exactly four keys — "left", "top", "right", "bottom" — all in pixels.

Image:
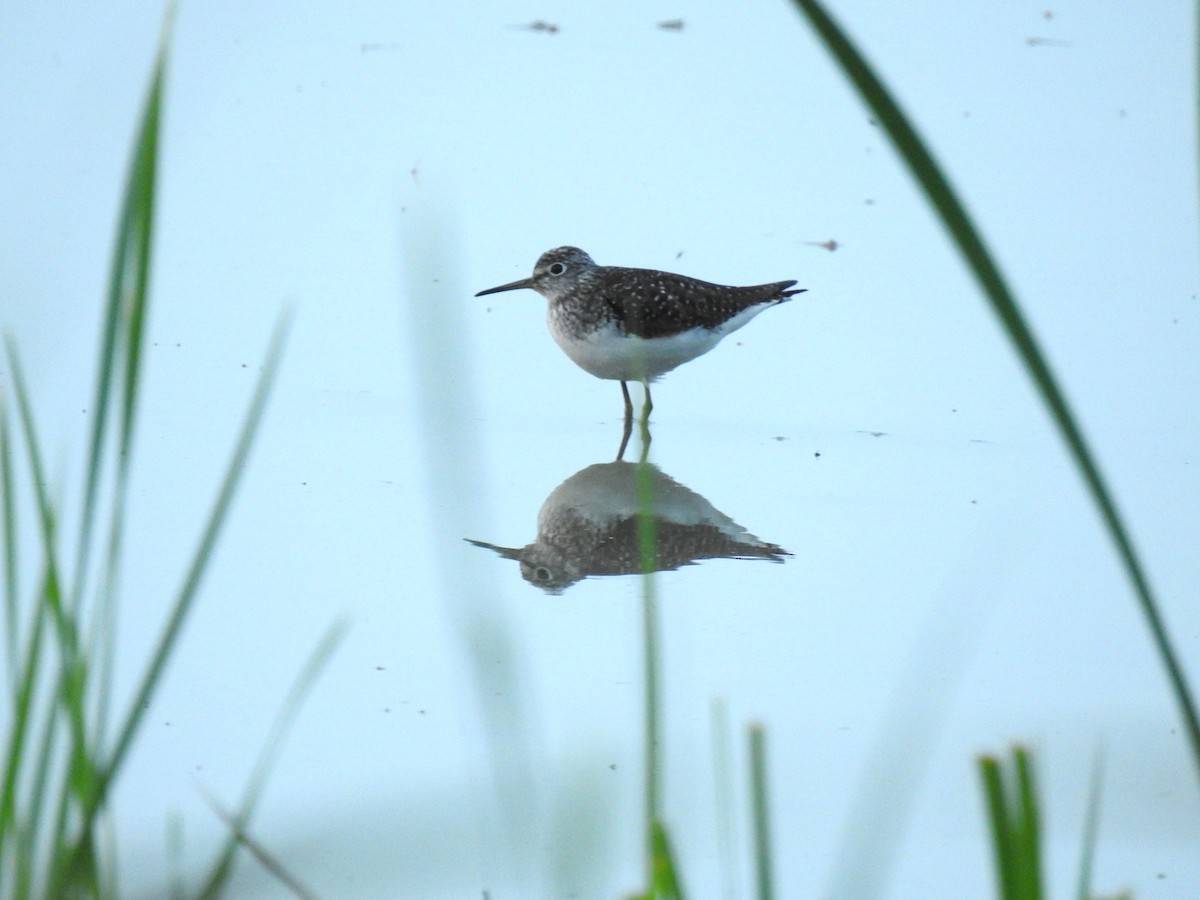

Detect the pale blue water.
[{"left": 3, "top": 4, "right": 1198, "bottom": 898}]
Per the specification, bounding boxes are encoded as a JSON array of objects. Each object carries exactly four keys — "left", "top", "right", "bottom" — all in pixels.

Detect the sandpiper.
[{"left": 476, "top": 246, "right": 804, "bottom": 418}]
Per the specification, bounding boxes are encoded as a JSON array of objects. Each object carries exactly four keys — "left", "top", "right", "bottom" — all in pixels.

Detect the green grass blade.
[
  {"left": 626, "top": 818, "right": 687, "bottom": 900},
  {"left": 82, "top": 7, "right": 168, "bottom": 789},
  {"left": 6, "top": 10, "right": 169, "bottom": 884},
  {"left": 2, "top": 345, "right": 104, "bottom": 894},
  {"left": 2, "top": 347, "right": 63, "bottom": 616},
  {"left": 0, "top": 416, "right": 53, "bottom": 895},
  {"left": 91, "top": 18, "right": 165, "bottom": 698},
  {"left": 1, "top": 395, "right": 17, "bottom": 683},
  {"left": 0, "top": 544, "right": 51, "bottom": 896},
  {"left": 200, "top": 795, "right": 319, "bottom": 900},
  {"left": 979, "top": 746, "right": 1044, "bottom": 900},
  {"left": 196, "top": 618, "right": 345, "bottom": 898},
  {"left": 1013, "top": 747, "right": 1042, "bottom": 898},
  {"left": 978, "top": 754, "right": 1016, "bottom": 900},
  {"left": 58, "top": 311, "right": 290, "bottom": 885},
  {"left": 27, "top": 695, "right": 67, "bottom": 896},
  {"left": 73, "top": 19, "right": 167, "bottom": 617},
  {"left": 648, "top": 818, "right": 686, "bottom": 900},
  {"left": 748, "top": 723, "right": 774, "bottom": 900},
  {"left": 789, "top": 0, "right": 1200, "bottom": 782}
]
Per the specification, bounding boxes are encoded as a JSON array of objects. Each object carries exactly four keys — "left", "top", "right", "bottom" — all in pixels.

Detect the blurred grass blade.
[
  {"left": 789, "top": 0, "right": 1200, "bottom": 780},
  {"left": 627, "top": 818, "right": 686, "bottom": 900},
  {"left": 8, "top": 14, "right": 173, "bottom": 894},
  {"left": 748, "top": 723, "right": 774, "bottom": 900},
  {"left": 1, "top": 393, "right": 17, "bottom": 677},
  {"left": 1013, "top": 748, "right": 1042, "bottom": 898},
  {"left": 710, "top": 698, "right": 739, "bottom": 900},
  {"left": 197, "top": 619, "right": 346, "bottom": 898},
  {"left": 81, "top": 7, "right": 171, "bottom": 799},
  {"left": 4, "top": 8, "right": 305, "bottom": 896},
  {"left": 633, "top": 447, "right": 665, "bottom": 887},
  {"left": 3, "top": 344, "right": 101, "bottom": 893},
  {"left": 979, "top": 755, "right": 1015, "bottom": 899},
  {"left": 0, "top": 356, "right": 58, "bottom": 891},
  {"left": 1076, "top": 748, "right": 1106, "bottom": 900},
  {"left": 73, "top": 16, "right": 169, "bottom": 611},
  {"left": 631, "top": 436, "right": 678, "bottom": 898},
  {"left": 201, "top": 796, "right": 319, "bottom": 900},
  {"left": 58, "top": 310, "right": 291, "bottom": 884},
  {"left": 978, "top": 745, "right": 1043, "bottom": 900},
  {"left": 648, "top": 818, "right": 686, "bottom": 899}
]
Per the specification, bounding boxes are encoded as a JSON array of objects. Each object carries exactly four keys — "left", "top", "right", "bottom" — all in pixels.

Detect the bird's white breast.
[{"left": 548, "top": 304, "right": 772, "bottom": 382}]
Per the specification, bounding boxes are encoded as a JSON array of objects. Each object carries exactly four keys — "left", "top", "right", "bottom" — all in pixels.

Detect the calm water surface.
[{"left": 3, "top": 4, "right": 1196, "bottom": 897}]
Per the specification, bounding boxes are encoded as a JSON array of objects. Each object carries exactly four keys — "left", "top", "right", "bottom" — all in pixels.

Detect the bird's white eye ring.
[{"left": 548, "top": 262, "right": 566, "bottom": 276}]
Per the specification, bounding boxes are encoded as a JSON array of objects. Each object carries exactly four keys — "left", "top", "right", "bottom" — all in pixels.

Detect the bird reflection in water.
[{"left": 467, "top": 443, "right": 791, "bottom": 593}]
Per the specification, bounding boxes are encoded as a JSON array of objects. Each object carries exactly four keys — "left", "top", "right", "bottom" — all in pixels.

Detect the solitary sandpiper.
[{"left": 476, "top": 247, "right": 805, "bottom": 417}]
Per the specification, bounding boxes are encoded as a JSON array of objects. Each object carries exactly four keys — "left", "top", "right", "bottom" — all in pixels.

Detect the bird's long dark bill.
[
  {"left": 465, "top": 538, "right": 522, "bottom": 559},
  {"left": 475, "top": 277, "right": 534, "bottom": 297}
]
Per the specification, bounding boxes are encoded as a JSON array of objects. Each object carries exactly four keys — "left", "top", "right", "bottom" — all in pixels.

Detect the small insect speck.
[
  {"left": 805, "top": 239, "right": 838, "bottom": 252},
  {"left": 512, "top": 20, "right": 558, "bottom": 34},
  {"left": 657, "top": 19, "right": 684, "bottom": 31}
]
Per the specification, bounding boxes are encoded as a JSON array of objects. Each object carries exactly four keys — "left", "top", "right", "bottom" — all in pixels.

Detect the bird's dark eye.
[
  {"left": 534, "top": 566, "right": 552, "bottom": 581},
  {"left": 548, "top": 262, "right": 566, "bottom": 276}
]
